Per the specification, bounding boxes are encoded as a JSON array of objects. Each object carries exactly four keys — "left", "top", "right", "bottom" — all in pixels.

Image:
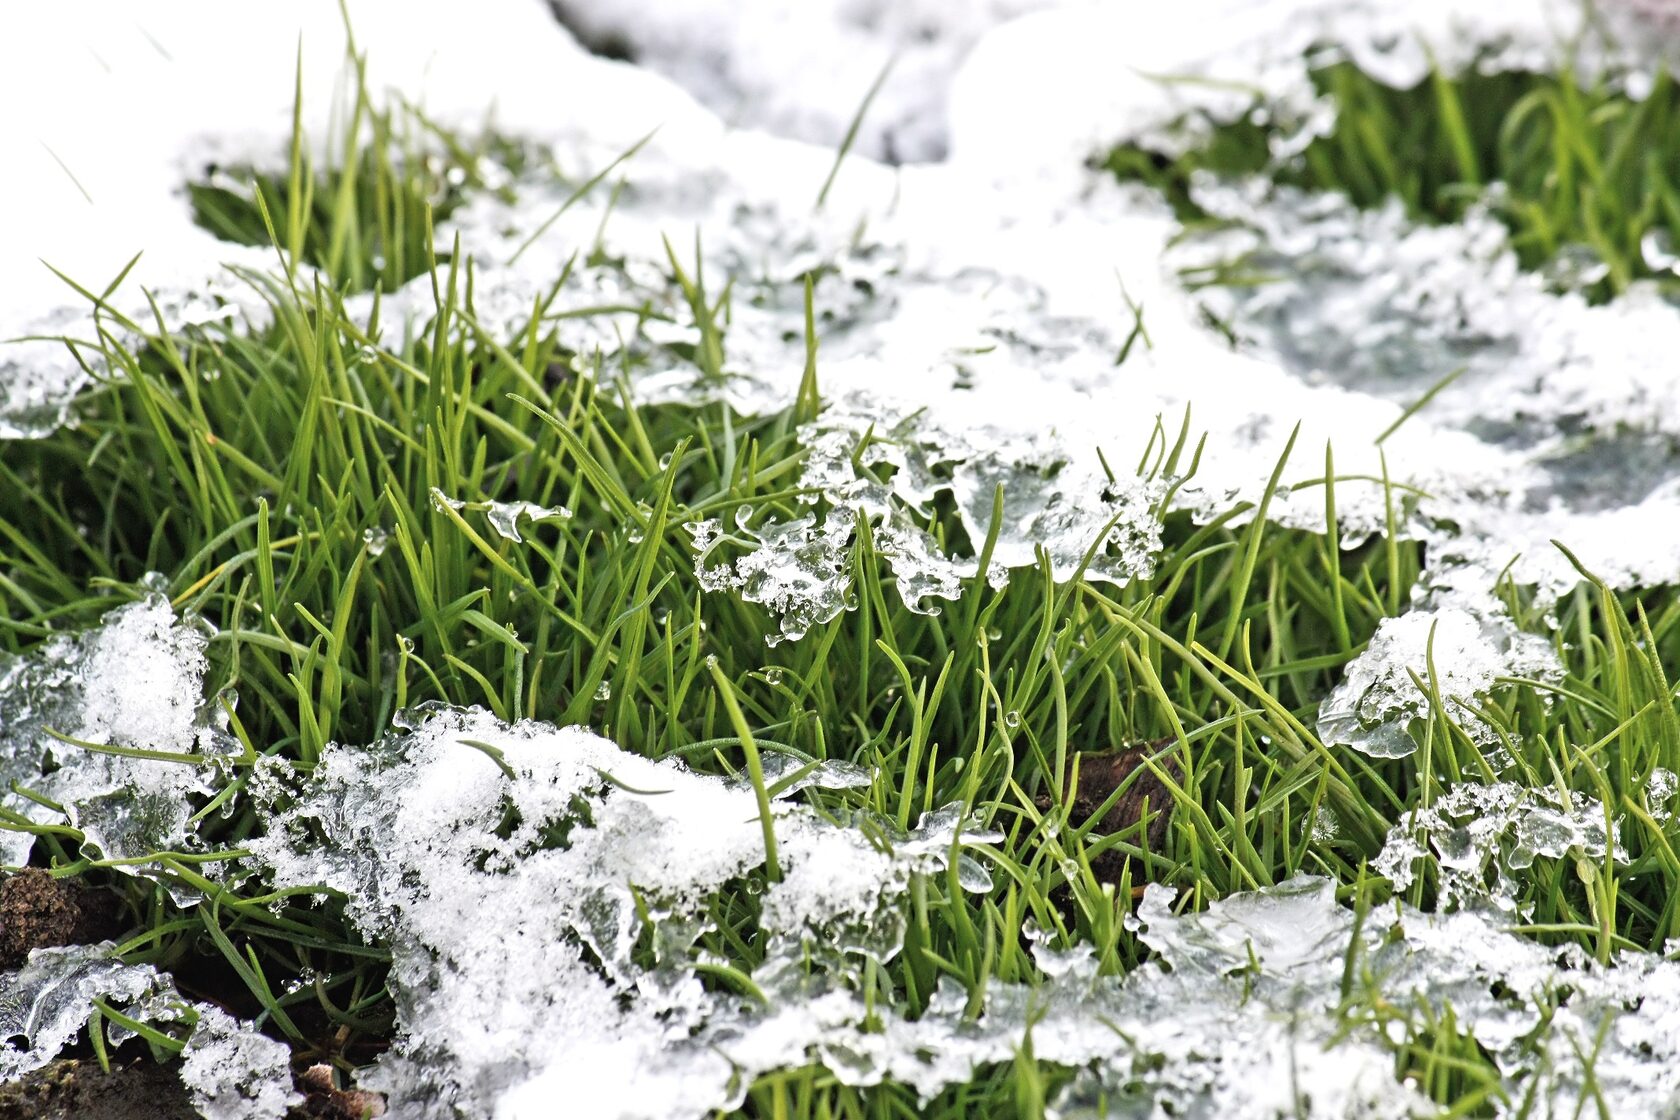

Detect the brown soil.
[
  {"left": 1042, "top": 737, "right": 1183, "bottom": 891},
  {"left": 0, "top": 869, "right": 124, "bottom": 969},
  {"left": 0, "top": 1059, "right": 196, "bottom": 1120}
]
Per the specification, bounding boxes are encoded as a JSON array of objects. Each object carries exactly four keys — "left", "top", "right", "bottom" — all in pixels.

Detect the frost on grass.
[
  {"left": 1375, "top": 782, "right": 1624, "bottom": 916},
  {"left": 0, "top": 944, "right": 295, "bottom": 1120},
  {"left": 0, "top": 592, "right": 236, "bottom": 867}
]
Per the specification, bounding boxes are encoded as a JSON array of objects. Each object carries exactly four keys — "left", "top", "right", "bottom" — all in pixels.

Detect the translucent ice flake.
[
  {"left": 1317, "top": 599, "right": 1559, "bottom": 759},
  {"left": 0, "top": 944, "right": 295, "bottom": 1119},
  {"left": 0, "top": 595, "right": 236, "bottom": 867},
  {"left": 0, "top": 946, "right": 169, "bottom": 1080},
  {"left": 951, "top": 442, "right": 1164, "bottom": 587},
  {"left": 688, "top": 510, "right": 854, "bottom": 644},
  {"left": 1374, "top": 782, "right": 1623, "bottom": 915},
  {"left": 743, "top": 752, "right": 873, "bottom": 799},
  {"left": 429, "top": 488, "right": 573, "bottom": 543}
]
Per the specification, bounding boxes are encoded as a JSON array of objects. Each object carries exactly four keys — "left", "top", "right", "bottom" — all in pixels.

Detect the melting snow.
[
  {"left": 0, "top": 592, "right": 236, "bottom": 868},
  {"left": 0, "top": 943, "right": 295, "bottom": 1119},
  {"left": 10, "top": 0, "right": 1680, "bottom": 1114},
  {"left": 246, "top": 718, "right": 1680, "bottom": 1119}
]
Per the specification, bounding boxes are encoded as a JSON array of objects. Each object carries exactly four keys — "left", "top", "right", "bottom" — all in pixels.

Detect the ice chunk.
[
  {"left": 0, "top": 943, "right": 295, "bottom": 1119},
  {"left": 179, "top": 1005, "right": 299, "bottom": 1120},
  {"left": 1374, "top": 782, "right": 1623, "bottom": 915},
  {"left": 1317, "top": 595, "right": 1559, "bottom": 760},
  {"left": 0, "top": 594, "right": 236, "bottom": 867},
  {"left": 688, "top": 510, "right": 855, "bottom": 644},
  {"left": 430, "top": 489, "right": 573, "bottom": 543}
]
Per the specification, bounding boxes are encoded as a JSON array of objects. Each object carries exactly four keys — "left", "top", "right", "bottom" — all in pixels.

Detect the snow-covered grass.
[{"left": 8, "top": 1, "right": 1680, "bottom": 1117}]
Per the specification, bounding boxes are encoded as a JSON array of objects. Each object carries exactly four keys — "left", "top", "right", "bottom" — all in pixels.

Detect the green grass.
[
  {"left": 1105, "top": 58, "right": 1680, "bottom": 302},
  {"left": 7, "top": 44, "right": 1680, "bottom": 1120}
]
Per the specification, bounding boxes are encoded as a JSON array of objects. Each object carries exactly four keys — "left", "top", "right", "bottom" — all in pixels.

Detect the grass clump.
[
  {"left": 186, "top": 59, "right": 533, "bottom": 293},
  {"left": 1106, "top": 56, "right": 1680, "bottom": 300},
  {"left": 7, "top": 44, "right": 1680, "bottom": 1120}
]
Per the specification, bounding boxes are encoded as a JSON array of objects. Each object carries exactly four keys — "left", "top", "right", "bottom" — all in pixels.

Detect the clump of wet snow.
[
  {"left": 246, "top": 705, "right": 1003, "bottom": 1117},
  {"left": 0, "top": 592, "right": 236, "bottom": 867},
  {"left": 1374, "top": 782, "right": 1624, "bottom": 915},
  {"left": 178, "top": 1005, "right": 299, "bottom": 1120},
  {"left": 0, "top": 943, "right": 295, "bottom": 1119}
]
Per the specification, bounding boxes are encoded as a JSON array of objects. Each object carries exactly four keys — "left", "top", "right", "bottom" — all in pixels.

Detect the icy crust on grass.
[
  {"left": 246, "top": 705, "right": 1004, "bottom": 1118},
  {"left": 684, "top": 397, "right": 1157, "bottom": 640},
  {"left": 1094, "top": 875, "right": 1680, "bottom": 1120},
  {"left": 0, "top": 943, "right": 295, "bottom": 1119},
  {"left": 1316, "top": 593, "right": 1560, "bottom": 760},
  {"left": 247, "top": 721, "right": 1680, "bottom": 1119},
  {"left": 0, "top": 593, "right": 235, "bottom": 867},
  {"left": 1374, "top": 782, "right": 1624, "bottom": 917}
]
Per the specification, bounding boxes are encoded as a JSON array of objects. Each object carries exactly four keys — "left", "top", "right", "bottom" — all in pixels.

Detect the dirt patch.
[
  {"left": 0, "top": 869, "right": 123, "bottom": 969},
  {"left": 0, "top": 1059, "right": 196, "bottom": 1120},
  {"left": 1042, "top": 737, "right": 1182, "bottom": 891}
]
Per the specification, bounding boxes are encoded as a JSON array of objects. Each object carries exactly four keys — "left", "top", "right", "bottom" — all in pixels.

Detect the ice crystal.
[
  {"left": 0, "top": 595, "right": 235, "bottom": 866},
  {"left": 1318, "top": 595, "right": 1558, "bottom": 759},
  {"left": 1373, "top": 782, "right": 1623, "bottom": 915},
  {"left": 179, "top": 1005, "right": 299, "bottom": 1120},
  {"left": 0, "top": 944, "right": 294, "bottom": 1119}
]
